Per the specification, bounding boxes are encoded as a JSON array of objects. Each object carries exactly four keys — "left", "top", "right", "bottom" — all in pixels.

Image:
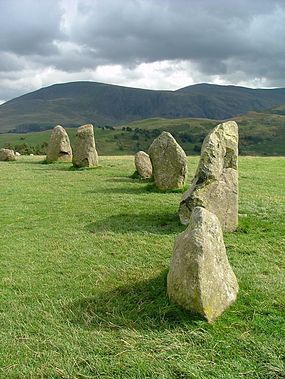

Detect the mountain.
[{"left": 1, "top": 81, "right": 285, "bottom": 133}]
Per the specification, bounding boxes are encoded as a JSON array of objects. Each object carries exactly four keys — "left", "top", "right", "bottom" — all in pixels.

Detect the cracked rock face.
[
  {"left": 134, "top": 151, "right": 152, "bottom": 179},
  {"left": 148, "top": 131, "right": 187, "bottom": 190},
  {"left": 46, "top": 125, "right": 72, "bottom": 163},
  {"left": 72, "top": 124, "right": 99, "bottom": 168},
  {"left": 167, "top": 206, "right": 239, "bottom": 323},
  {"left": 0, "top": 148, "right": 15, "bottom": 161},
  {"left": 179, "top": 121, "right": 238, "bottom": 232}
]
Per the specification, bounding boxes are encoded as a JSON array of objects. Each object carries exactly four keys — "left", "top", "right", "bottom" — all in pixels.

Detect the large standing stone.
[
  {"left": 46, "top": 125, "right": 72, "bottom": 163},
  {"left": 134, "top": 151, "right": 152, "bottom": 179},
  {"left": 179, "top": 121, "right": 238, "bottom": 232},
  {"left": 148, "top": 131, "right": 187, "bottom": 190},
  {"left": 167, "top": 206, "right": 238, "bottom": 323},
  {"left": 72, "top": 124, "right": 99, "bottom": 168},
  {"left": 0, "top": 148, "right": 15, "bottom": 161}
]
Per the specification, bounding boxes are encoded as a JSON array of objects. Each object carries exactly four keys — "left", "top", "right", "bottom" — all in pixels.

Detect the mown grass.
[{"left": 0, "top": 156, "right": 284, "bottom": 378}]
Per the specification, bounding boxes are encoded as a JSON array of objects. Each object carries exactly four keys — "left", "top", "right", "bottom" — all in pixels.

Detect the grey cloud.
[
  {"left": 0, "top": 0, "right": 63, "bottom": 55},
  {"left": 1, "top": 0, "right": 285, "bottom": 101},
  {"left": 65, "top": 0, "right": 284, "bottom": 60},
  {"left": 0, "top": 52, "right": 24, "bottom": 72},
  {"left": 55, "top": 0, "right": 285, "bottom": 84}
]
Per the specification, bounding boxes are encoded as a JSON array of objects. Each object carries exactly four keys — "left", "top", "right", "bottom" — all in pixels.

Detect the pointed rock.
[
  {"left": 72, "top": 124, "right": 99, "bottom": 168},
  {"left": 46, "top": 125, "right": 72, "bottom": 163},
  {"left": 179, "top": 121, "right": 238, "bottom": 231},
  {"left": 0, "top": 148, "right": 15, "bottom": 161},
  {"left": 148, "top": 131, "right": 187, "bottom": 190},
  {"left": 134, "top": 151, "right": 152, "bottom": 179},
  {"left": 167, "top": 207, "right": 238, "bottom": 323}
]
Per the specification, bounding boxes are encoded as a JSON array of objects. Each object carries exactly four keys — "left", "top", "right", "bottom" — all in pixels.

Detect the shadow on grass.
[
  {"left": 144, "top": 182, "right": 188, "bottom": 194},
  {"left": 105, "top": 177, "right": 135, "bottom": 183},
  {"left": 13, "top": 159, "right": 46, "bottom": 165},
  {"left": 86, "top": 211, "right": 185, "bottom": 235},
  {"left": 86, "top": 179, "right": 185, "bottom": 195},
  {"left": 66, "top": 271, "right": 201, "bottom": 331},
  {"left": 85, "top": 185, "right": 149, "bottom": 195},
  {"left": 104, "top": 176, "right": 154, "bottom": 185},
  {"left": 37, "top": 164, "right": 104, "bottom": 172}
]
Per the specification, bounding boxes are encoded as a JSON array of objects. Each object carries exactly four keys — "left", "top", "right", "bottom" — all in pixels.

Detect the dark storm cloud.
[
  {"left": 65, "top": 0, "right": 284, "bottom": 63},
  {"left": 1, "top": 0, "right": 285, "bottom": 101},
  {"left": 0, "top": 0, "right": 63, "bottom": 55}
]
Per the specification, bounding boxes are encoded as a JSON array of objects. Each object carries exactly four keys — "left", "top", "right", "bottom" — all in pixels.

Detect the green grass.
[
  {"left": 0, "top": 156, "right": 284, "bottom": 378},
  {"left": 1, "top": 111, "right": 285, "bottom": 156},
  {"left": 0, "top": 127, "right": 129, "bottom": 156}
]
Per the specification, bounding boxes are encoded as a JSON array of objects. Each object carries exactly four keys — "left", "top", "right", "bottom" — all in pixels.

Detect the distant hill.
[
  {"left": 1, "top": 81, "right": 285, "bottom": 133},
  {"left": 0, "top": 110, "right": 284, "bottom": 156}
]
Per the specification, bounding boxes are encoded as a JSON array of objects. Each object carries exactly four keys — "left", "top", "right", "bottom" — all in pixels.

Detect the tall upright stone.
[
  {"left": 148, "top": 131, "right": 187, "bottom": 190},
  {"left": 167, "top": 207, "right": 239, "bottom": 323},
  {"left": 179, "top": 121, "right": 238, "bottom": 232},
  {"left": 72, "top": 124, "right": 99, "bottom": 168},
  {"left": 46, "top": 125, "right": 72, "bottom": 163},
  {"left": 0, "top": 148, "right": 15, "bottom": 161},
  {"left": 134, "top": 151, "right": 152, "bottom": 179}
]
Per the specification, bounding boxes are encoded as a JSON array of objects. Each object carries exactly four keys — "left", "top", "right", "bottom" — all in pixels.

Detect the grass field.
[{"left": 0, "top": 156, "right": 284, "bottom": 378}]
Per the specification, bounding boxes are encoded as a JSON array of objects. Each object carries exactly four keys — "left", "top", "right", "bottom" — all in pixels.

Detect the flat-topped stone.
[
  {"left": 72, "top": 124, "right": 99, "bottom": 168},
  {"left": 148, "top": 131, "right": 187, "bottom": 190}
]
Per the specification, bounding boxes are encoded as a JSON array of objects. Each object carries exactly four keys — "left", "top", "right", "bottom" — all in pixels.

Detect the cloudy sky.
[{"left": 0, "top": 0, "right": 285, "bottom": 103}]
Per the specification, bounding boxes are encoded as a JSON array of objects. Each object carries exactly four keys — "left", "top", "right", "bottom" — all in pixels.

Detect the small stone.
[
  {"left": 179, "top": 121, "right": 238, "bottom": 231},
  {"left": 167, "top": 207, "right": 239, "bottom": 323},
  {"left": 46, "top": 125, "right": 72, "bottom": 163},
  {"left": 0, "top": 148, "right": 15, "bottom": 161},
  {"left": 148, "top": 131, "right": 187, "bottom": 190},
  {"left": 72, "top": 124, "right": 99, "bottom": 168},
  {"left": 134, "top": 151, "right": 152, "bottom": 179}
]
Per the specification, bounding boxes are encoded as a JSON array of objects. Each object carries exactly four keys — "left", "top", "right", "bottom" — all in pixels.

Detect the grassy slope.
[
  {"left": 2, "top": 82, "right": 285, "bottom": 134},
  {"left": 1, "top": 111, "right": 285, "bottom": 156},
  {"left": 0, "top": 156, "right": 284, "bottom": 378},
  {"left": 0, "top": 119, "right": 217, "bottom": 156},
  {"left": 0, "top": 128, "right": 124, "bottom": 156}
]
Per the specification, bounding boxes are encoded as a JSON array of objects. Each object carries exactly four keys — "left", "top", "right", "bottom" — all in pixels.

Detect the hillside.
[
  {"left": 0, "top": 111, "right": 284, "bottom": 156},
  {"left": 1, "top": 81, "right": 285, "bottom": 133}
]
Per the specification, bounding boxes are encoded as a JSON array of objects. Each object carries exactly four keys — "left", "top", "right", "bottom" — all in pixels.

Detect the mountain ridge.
[{"left": 1, "top": 81, "right": 285, "bottom": 133}]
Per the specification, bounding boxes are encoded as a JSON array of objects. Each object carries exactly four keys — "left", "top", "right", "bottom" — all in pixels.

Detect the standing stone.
[
  {"left": 72, "top": 124, "right": 99, "bottom": 168},
  {"left": 0, "top": 148, "right": 15, "bottom": 161},
  {"left": 134, "top": 151, "right": 152, "bottom": 179},
  {"left": 148, "top": 131, "right": 187, "bottom": 190},
  {"left": 46, "top": 125, "right": 72, "bottom": 163},
  {"left": 179, "top": 121, "right": 238, "bottom": 232},
  {"left": 167, "top": 207, "right": 239, "bottom": 323}
]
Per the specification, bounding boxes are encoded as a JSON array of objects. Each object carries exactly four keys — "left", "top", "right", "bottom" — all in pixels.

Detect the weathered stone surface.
[
  {"left": 72, "top": 124, "right": 99, "bottom": 168},
  {"left": 167, "top": 207, "right": 239, "bottom": 323},
  {"left": 134, "top": 151, "right": 152, "bottom": 179},
  {"left": 148, "top": 131, "right": 187, "bottom": 190},
  {"left": 46, "top": 125, "right": 72, "bottom": 163},
  {"left": 0, "top": 148, "right": 15, "bottom": 161},
  {"left": 179, "top": 121, "right": 238, "bottom": 231}
]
